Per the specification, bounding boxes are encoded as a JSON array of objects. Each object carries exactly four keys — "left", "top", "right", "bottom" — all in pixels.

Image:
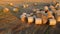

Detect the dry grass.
[{"left": 0, "top": 12, "right": 23, "bottom": 34}]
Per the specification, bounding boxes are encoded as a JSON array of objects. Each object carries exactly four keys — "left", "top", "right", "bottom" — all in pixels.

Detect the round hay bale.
[
  {"left": 56, "top": 10, "right": 60, "bottom": 15},
  {"left": 3, "top": 8, "right": 9, "bottom": 13},
  {"left": 55, "top": 2, "right": 60, "bottom": 9},
  {"left": 42, "top": 14, "right": 48, "bottom": 24},
  {"left": 27, "top": 17, "right": 34, "bottom": 24},
  {"left": 36, "top": 11, "right": 40, "bottom": 14},
  {"left": 30, "top": 13, "right": 34, "bottom": 16},
  {"left": 27, "top": 14, "right": 30, "bottom": 16},
  {"left": 9, "top": 3, "right": 14, "bottom": 6},
  {"left": 49, "top": 19, "right": 56, "bottom": 26},
  {"left": 56, "top": 16, "right": 60, "bottom": 22},
  {"left": 33, "top": 9, "right": 37, "bottom": 12},
  {"left": 23, "top": 4, "right": 29, "bottom": 8},
  {"left": 33, "top": 3, "right": 38, "bottom": 6},
  {"left": 50, "top": 5, "right": 55, "bottom": 9},
  {"left": 13, "top": 7, "right": 19, "bottom": 13},
  {"left": 35, "top": 18, "right": 42, "bottom": 25},
  {"left": 47, "top": 11, "right": 54, "bottom": 19},
  {"left": 22, "top": 13, "right": 27, "bottom": 16},
  {"left": 49, "top": 5, "right": 56, "bottom": 12},
  {"left": 36, "top": 13, "right": 42, "bottom": 18},
  {"left": 20, "top": 15, "right": 26, "bottom": 22},
  {"left": 44, "top": 6, "right": 49, "bottom": 11}
]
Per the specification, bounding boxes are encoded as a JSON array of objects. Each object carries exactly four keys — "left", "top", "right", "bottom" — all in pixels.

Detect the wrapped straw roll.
[
  {"left": 27, "top": 17, "right": 34, "bottom": 24},
  {"left": 49, "top": 19, "right": 56, "bottom": 26},
  {"left": 35, "top": 18, "right": 42, "bottom": 25}
]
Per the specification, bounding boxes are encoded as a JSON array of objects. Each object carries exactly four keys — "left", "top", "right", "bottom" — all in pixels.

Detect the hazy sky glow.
[
  {"left": 0, "top": 0, "right": 56, "bottom": 3},
  {"left": 0, "top": 0, "right": 56, "bottom": 5}
]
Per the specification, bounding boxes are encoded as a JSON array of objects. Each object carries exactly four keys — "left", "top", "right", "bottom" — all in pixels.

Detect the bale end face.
[
  {"left": 35, "top": 18, "right": 42, "bottom": 25},
  {"left": 28, "top": 17, "right": 34, "bottom": 24},
  {"left": 56, "top": 16, "right": 60, "bottom": 22},
  {"left": 49, "top": 19, "right": 56, "bottom": 26}
]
